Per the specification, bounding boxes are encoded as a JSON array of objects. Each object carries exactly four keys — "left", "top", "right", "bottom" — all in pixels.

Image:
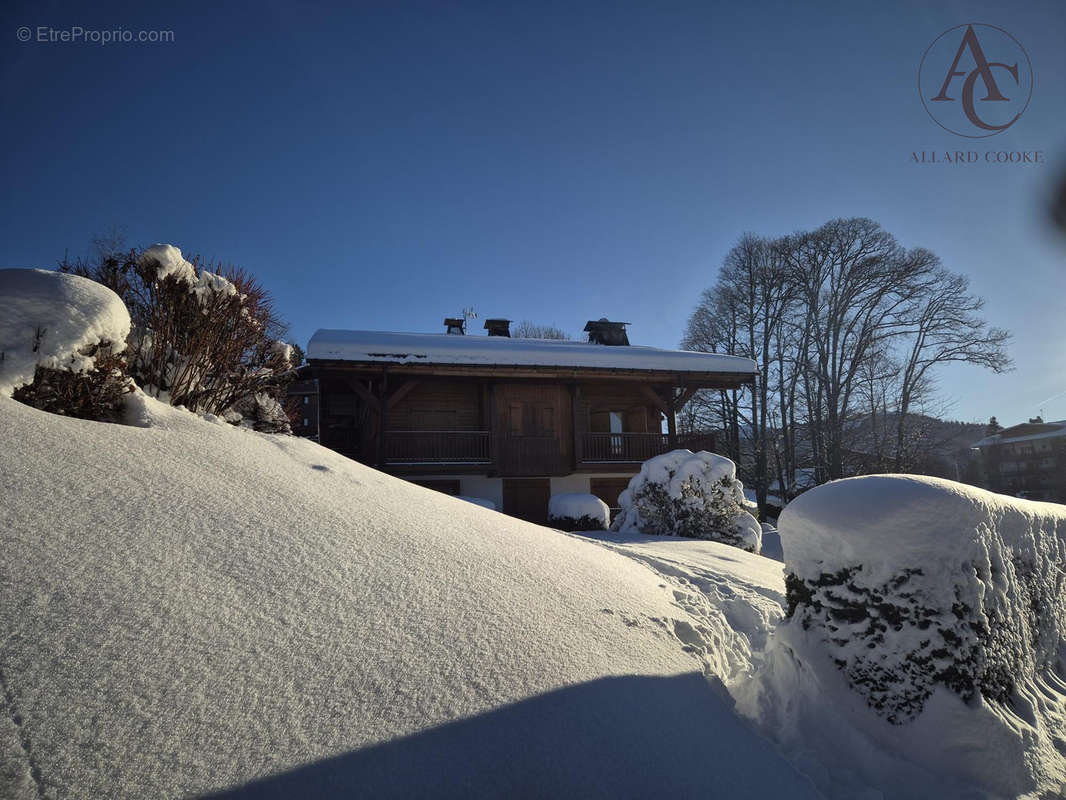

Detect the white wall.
[
  {"left": 549, "top": 474, "right": 591, "bottom": 495},
  {"left": 403, "top": 471, "right": 636, "bottom": 513},
  {"left": 459, "top": 476, "right": 503, "bottom": 511}
]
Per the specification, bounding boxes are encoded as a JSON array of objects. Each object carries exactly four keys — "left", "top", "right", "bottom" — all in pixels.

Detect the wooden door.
[
  {"left": 503, "top": 478, "right": 552, "bottom": 525},
  {"left": 590, "top": 477, "right": 633, "bottom": 522},
  {"left": 496, "top": 384, "right": 571, "bottom": 476}
]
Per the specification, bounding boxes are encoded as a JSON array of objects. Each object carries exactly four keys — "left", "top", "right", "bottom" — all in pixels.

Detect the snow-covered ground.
[
  {"left": 0, "top": 392, "right": 819, "bottom": 799},
  {"left": 5, "top": 268, "right": 1066, "bottom": 798}
]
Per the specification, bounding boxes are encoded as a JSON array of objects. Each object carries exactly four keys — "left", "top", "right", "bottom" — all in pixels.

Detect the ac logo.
[{"left": 919, "top": 24, "right": 1032, "bottom": 138}]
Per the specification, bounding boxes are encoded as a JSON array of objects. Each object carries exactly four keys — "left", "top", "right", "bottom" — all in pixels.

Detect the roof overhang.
[{"left": 307, "top": 358, "right": 754, "bottom": 389}]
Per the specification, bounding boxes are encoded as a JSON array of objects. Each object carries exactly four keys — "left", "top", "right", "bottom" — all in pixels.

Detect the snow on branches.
[{"left": 612, "top": 450, "right": 762, "bottom": 553}]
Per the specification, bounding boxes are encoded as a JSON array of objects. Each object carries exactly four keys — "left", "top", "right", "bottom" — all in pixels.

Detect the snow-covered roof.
[
  {"left": 973, "top": 421, "right": 1066, "bottom": 448},
  {"left": 307, "top": 329, "right": 757, "bottom": 376}
]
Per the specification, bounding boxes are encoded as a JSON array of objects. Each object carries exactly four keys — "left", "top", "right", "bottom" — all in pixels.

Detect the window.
[
  {"left": 303, "top": 396, "right": 309, "bottom": 405},
  {"left": 591, "top": 410, "right": 625, "bottom": 433},
  {"left": 591, "top": 410, "right": 625, "bottom": 455},
  {"left": 303, "top": 418, "right": 309, "bottom": 427}
]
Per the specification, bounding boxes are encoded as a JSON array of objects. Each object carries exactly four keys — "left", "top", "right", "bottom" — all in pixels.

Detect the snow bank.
[
  {"left": 549, "top": 493, "right": 610, "bottom": 530},
  {"left": 0, "top": 395, "right": 817, "bottom": 799},
  {"left": 0, "top": 269, "right": 130, "bottom": 396},
  {"left": 457, "top": 495, "right": 496, "bottom": 510},
  {"left": 612, "top": 450, "right": 762, "bottom": 553},
  {"left": 741, "top": 475, "right": 1066, "bottom": 798}
]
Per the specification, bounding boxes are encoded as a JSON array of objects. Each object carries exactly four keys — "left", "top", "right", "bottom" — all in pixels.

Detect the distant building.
[
  {"left": 286, "top": 375, "right": 319, "bottom": 440},
  {"left": 302, "top": 317, "right": 756, "bottom": 524},
  {"left": 973, "top": 418, "right": 1066, "bottom": 503}
]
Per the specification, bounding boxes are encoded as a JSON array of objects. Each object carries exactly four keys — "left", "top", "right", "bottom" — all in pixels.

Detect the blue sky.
[{"left": 2, "top": 0, "right": 1065, "bottom": 424}]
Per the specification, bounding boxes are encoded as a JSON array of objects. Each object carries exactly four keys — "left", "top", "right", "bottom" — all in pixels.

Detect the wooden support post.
[
  {"left": 376, "top": 368, "right": 389, "bottom": 467},
  {"left": 667, "top": 399, "right": 677, "bottom": 450},
  {"left": 570, "top": 383, "right": 582, "bottom": 470},
  {"left": 486, "top": 382, "right": 497, "bottom": 472}
]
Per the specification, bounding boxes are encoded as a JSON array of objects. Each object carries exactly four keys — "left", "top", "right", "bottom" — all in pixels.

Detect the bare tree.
[
  {"left": 512, "top": 321, "right": 572, "bottom": 340},
  {"left": 892, "top": 267, "right": 1011, "bottom": 469},
  {"left": 683, "top": 217, "right": 1012, "bottom": 510}
]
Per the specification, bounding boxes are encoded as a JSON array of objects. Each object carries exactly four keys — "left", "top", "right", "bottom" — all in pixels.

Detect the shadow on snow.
[{"left": 203, "top": 672, "right": 817, "bottom": 799}]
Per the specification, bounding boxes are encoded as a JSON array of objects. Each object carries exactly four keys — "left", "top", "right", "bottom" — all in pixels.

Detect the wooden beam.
[
  {"left": 638, "top": 385, "right": 669, "bottom": 414},
  {"left": 311, "top": 360, "right": 756, "bottom": 388},
  {"left": 386, "top": 379, "right": 419, "bottom": 410},
  {"left": 344, "top": 377, "right": 380, "bottom": 412},
  {"left": 674, "top": 386, "right": 699, "bottom": 411}
]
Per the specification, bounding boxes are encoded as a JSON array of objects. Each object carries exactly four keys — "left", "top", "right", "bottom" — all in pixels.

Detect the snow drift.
[
  {"left": 743, "top": 475, "right": 1066, "bottom": 799},
  {"left": 0, "top": 269, "right": 130, "bottom": 396},
  {"left": 612, "top": 450, "right": 762, "bottom": 553},
  {"left": 0, "top": 393, "right": 816, "bottom": 799}
]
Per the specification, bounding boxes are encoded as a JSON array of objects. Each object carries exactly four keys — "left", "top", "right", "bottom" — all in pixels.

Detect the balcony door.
[{"left": 496, "top": 384, "right": 572, "bottom": 476}]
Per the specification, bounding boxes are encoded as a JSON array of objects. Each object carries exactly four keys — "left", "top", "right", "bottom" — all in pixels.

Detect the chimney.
[
  {"left": 583, "top": 318, "right": 630, "bottom": 346},
  {"left": 444, "top": 317, "right": 466, "bottom": 335},
  {"left": 484, "top": 318, "right": 511, "bottom": 337}
]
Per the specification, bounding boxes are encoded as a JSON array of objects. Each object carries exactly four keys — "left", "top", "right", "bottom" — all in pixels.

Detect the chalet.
[
  {"left": 304, "top": 318, "right": 756, "bottom": 523},
  {"left": 973, "top": 418, "right": 1066, "bottom": 503}
]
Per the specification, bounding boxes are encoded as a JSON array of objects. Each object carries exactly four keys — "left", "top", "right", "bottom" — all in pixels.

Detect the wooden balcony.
[
  {"left": 379, "top": 429, "right": 717, "bottom": 473},
  {"left": 384, "top": 430, "right": 492, "bottom": 465},
  {"left": 580, "top": 432, "right": 671, "bottom": 463},
  {"left": 578, "top": 432, "right": 717, "bottom": 465}
]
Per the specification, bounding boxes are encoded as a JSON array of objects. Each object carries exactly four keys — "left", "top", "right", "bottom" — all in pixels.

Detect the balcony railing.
[
  {"left": 380, "top": 429, "right": 718, "bottom": 469},
  {"left": 579, "top": 432, "right": 717, "bottom": 463},
  {"left": 384, "top": 430, "right": 492, "bottom": 464},
  {"left": 580, "top": 432, "right": 671, "bottom": 462}
]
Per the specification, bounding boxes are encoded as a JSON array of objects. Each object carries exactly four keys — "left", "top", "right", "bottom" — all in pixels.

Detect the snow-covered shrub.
[
  {"left": 1, "top": 269, "right": 131, "bottom": 394},
  {"left": 12, "top": 349, "right": 131, "bottom": 423},
  {"left": 60, "top": 243, "right": 295, "bottom": 431},
  {"left": 548, "top": 493, "right": 610, "bottom": 531},
  {"left": 612, "top": 450, "right": 761, "bottom": 553},
  {"left": 1, "top": 269, "right": 134, "bottom": 420},
  {"left": 225, "top": 391, "right": 292, "bottom": 433},
  {"left": 764, "top": 474, "right": 1066, "bottom": 794}
]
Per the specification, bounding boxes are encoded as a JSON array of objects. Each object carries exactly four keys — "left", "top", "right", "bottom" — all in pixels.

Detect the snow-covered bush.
[
  {"left": 548, "top": 493, "right": 610, "bottom": 531},
  {"left": 1, "top": 269, "right": 133, "bottom": 420},
  {"left": 761, "top": 475, "right": 1066, "bottom": 795},
  {"left": 612, "top": 450, "right": 761, "bottom": 553},
  {"left": 60, "top": 243, "right": 295, "bottom": 431}
]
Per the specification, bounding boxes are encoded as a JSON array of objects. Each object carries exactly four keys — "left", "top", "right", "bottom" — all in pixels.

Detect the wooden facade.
[{"left": 310, "top": 362, "right": 744, "bottom": 478}]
